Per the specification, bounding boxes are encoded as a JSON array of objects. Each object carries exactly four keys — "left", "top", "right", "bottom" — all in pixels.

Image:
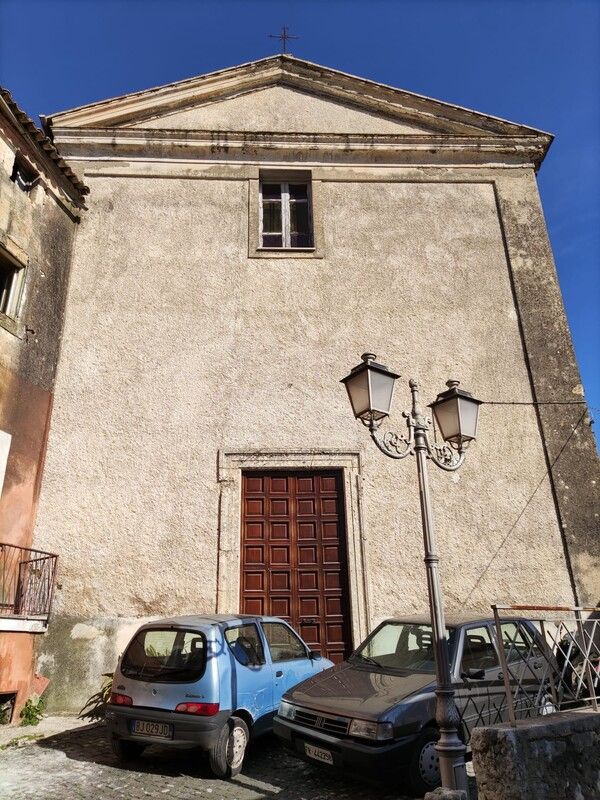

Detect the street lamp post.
[{"left": 341, "top": 353, "right": 482, "bottom": 793}]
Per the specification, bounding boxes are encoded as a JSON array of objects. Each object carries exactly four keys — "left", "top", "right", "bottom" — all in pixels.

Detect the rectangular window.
[
  {"left": 10, "top": 155, "right": 37, "bottom": 193},
  {"left": 120, "top": 627, "right": 207, "bottom": 683},
  {"left": 225, "top": 623, "right": 265, "bottom": 666},
  {"left": 0, "top": 251, "right": 25, "bottom": 320},
  {"left": 262, "top": 622, "right": 308, "bottom": 663},
  {"left": 461, "top": 626, "right": 499, "bottom": 672},
  {"left": 259, "top": 180, "right": 313, "bottom": 249}
]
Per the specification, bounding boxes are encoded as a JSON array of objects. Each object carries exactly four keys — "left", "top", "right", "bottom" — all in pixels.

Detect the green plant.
[
  {"left": 79, "top": 673, "right": 113, "bottom": 721},
  {"left": 19, "top": 697, "right": 45, "bottom": 727}
]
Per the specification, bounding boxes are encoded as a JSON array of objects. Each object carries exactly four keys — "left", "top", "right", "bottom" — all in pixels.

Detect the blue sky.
[{"left": 1, "top": 0, "right": 598, "bottom": 436}]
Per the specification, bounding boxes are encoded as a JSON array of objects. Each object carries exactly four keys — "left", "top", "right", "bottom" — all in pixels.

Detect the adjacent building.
[
  {"left": 0, "top": 88, "right": 87, "bottom": 720},
  {"left": 1, "top": 55, "right": 598, "bottom": 713}
]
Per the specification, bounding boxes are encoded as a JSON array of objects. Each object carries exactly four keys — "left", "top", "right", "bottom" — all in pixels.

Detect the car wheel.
[
  {"left": 208, "top": 716, "right": 249, "bottom": 779},
  {"left": 408, "top": 727, "right": 440, "bottom": 796},
  {"left": 110, "top": 738, "right": 146, "bottom": 761}
]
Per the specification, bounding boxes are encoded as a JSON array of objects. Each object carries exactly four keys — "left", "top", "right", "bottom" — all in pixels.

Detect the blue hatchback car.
[{"left": 106, "top": 613, "right": 333, "bottom": 777}]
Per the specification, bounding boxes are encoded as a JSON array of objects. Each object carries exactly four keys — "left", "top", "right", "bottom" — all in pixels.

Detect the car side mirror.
[
  {"left": 308, "top": 650, "right": 322, "bottom": 660},
  {"left": 461, "top": 667, "right": 485, "bottom": 680}
]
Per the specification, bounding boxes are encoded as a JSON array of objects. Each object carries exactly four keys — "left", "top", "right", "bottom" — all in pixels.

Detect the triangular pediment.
[
  {"left": 46, "top": 55, "right": 550, "bottom": 140},
  {"left": 128, "top": 85, "right": 431, "bottom": 134}
]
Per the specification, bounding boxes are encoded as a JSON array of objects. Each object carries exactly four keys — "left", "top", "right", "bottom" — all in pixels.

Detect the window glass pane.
[
  {"left": 289, "top": 183, "right": 308, "bottom": 200},
  {"left": 290, "top": 232, "right": 312, "bottom": 248},
  {"left": 290, "top": 201, "right": 310, "bottom": 235},
  {"left": 262, "top": 201, "right": 282, "bottom": 234},
  {"left": 262, "top": 622, "right": 307, "bottom": 662},
  {"left": 225, "top": 623, "right": 265, "bottom": 666},
  {"left": 500, "top": 622, "right": 541, "bottom": 663},
  {"left": 354, "top": 622, "right": 456, "bottom": 673},
  {"left": 461, "top": 626, "right": 499, "bottom": 671},
  {"left": 261, "top": 183, "right": 281, "bottom": 200},
  {"left": 262, "top": 234, "right": 283, "bottom": 248},
  {"left": 0, "top": 259, "right": 20, "bottom": 317},
  {"left": 121, "top": 628, "right": 206, "bottom": 682}
]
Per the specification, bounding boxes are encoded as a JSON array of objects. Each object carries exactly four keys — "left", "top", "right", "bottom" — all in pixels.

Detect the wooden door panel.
[{"left": 241, "top": 471, "right": 352, "bottom": 662}]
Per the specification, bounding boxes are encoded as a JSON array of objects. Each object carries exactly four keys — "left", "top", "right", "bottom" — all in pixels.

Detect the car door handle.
[{"left": 276, "top": 670, "right": 283, "bottom": 677}]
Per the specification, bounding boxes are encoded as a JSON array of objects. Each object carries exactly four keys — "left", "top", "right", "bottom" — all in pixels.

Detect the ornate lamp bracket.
[{"left": 365, "top": 379, "right": 465, "bottom": 470}]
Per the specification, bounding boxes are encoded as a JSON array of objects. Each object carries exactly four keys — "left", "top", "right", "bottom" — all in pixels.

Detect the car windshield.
[
  {"left": 351, "top": 622, "right": 457, "bottom": 673},
  {"left": 121, "top": 628, "right": 206, "bottom": 683}
]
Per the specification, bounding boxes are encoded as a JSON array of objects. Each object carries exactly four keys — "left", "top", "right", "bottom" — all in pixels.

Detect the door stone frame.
[{"left": 216, "top": 449, "right": 370, "bottom": 646}]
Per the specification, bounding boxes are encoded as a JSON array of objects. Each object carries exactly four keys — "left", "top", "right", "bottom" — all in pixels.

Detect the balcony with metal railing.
[{"left": 0, "top": 542, "right": 58, "bottom": 632}]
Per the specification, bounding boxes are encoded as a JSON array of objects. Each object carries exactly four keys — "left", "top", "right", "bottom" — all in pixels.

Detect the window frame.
[
  {"left": 248, "top": 172, "right": 324, "bottom": 259},
  {"left": 0, "top": 247, "right": 27, "bottom": 334},
  {"left": 11, "top": 155, "right": 38, "bottom": 194},
  {"left": 259, "top": 180, "right": 313, "bottom": 250},
  {"left": 457, "top": 624, "right": 500, "bottom": 675},
  {"left": 224, "top": 622, "right": 266, "bottom": 667},
  {"left": 120, "top": 626, "right": 208, "bottom": 684},
  {"left": 261, "top": 621, "right": 309, "bottom": 663}
]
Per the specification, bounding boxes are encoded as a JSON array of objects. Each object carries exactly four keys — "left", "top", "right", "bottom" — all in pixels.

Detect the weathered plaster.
[
  {"left": 494, "top": 172, "right": 600, "bottom": 607},
  {"left": 28, "top": 63, "right": 596, "bottom": 713},
  {"left": 131, "top": 85, "right": 434, "bottom": 134},
  {"left": 0, "top": 99, "right": 81, "bottom": 718},
  {"left": 34, "top": 168, "right": 577, "bottom": 710}
]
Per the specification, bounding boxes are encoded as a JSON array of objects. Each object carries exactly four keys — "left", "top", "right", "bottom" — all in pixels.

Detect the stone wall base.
[
  {"left": 424, "top": 787, "right": 467, "bottom": 800},
  {"left": 471, "top": 710, "right": 600, "bottom": 800}
]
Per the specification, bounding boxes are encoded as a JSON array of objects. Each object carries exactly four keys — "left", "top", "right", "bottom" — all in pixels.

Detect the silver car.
[{"left": 274, "top": 613, "right": 554, "bottom": 795}]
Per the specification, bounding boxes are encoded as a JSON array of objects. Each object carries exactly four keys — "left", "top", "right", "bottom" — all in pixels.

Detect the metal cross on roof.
[{"left": 268, "top": 25, "right": 299, "bottom": 54}]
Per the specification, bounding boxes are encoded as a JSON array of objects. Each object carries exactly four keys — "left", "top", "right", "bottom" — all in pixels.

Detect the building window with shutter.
[
  {"left": 259, "top": 180, "right": 313, "bottom": 249},
  {"left": 0, "top": 250, "right": 26, "bottom": 322}
]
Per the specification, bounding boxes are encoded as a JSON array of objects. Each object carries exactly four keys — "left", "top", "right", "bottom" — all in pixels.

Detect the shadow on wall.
[{"left": 36, "top": 616, "right": 151, "bottom": 714}]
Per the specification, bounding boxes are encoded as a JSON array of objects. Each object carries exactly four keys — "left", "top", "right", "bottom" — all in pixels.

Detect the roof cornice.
[
  {"left": 0, "top": 88, "right": 88, "bottom": 206},
  {"left": 46, "top": 55, "right": 553, "bottom": 147},
  {"left": 51, "top": 127, "right": 552, "bottom": 171}
]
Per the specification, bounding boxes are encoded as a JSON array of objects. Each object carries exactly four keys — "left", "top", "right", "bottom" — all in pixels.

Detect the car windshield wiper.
[{"left": 351, "top": 653, "right": 383, "bottom": 668}]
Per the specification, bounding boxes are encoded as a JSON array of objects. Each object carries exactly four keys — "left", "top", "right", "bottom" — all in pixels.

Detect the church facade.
[{"left": 9, "top": 56, "right": 597, "bottom": 711}]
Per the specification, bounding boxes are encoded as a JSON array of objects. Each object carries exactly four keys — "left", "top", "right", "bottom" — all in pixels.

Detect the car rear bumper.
[
  {"left": 273, "top": 715, "right": 417, "bottom": 774},
  {"left": 106, "top": 704, "right": 230, "bottom": 750}
]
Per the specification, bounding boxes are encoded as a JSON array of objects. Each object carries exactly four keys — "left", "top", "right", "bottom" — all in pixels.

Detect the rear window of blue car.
[{"left": 121, "top": 628, "right": 206, "bottom": 683}]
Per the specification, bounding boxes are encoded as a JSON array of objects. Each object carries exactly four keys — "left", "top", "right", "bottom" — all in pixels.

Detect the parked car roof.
[
  {"left": 382, "top": 612, "right": 526, "bottom": 628},
  {"left": 136, "top": 613, "right": 287, "bottom": 629}
]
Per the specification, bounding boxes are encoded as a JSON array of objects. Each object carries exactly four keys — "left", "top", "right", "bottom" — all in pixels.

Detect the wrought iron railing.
[
  {"left": 491, "top": 604, "right": 600, "bottom": 726},
  {"left": 0, "top": 542, "right": 58, "bottom": 624}
]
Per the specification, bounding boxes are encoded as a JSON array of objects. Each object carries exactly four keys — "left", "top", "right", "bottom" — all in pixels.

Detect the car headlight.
[
  {"left": 278, "top": 700, "right": 296, "bottom": 721},
  {"left": 349, "top": 719, "right": 394, "bottom": 741}
]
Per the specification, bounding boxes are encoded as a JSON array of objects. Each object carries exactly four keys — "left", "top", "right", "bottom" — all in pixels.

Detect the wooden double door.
[{"left": 240, "top": 470, "right": 352, "bottom": 663}]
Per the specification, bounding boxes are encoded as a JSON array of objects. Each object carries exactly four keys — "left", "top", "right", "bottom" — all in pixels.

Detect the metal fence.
[
  {"left": 0, "top": 542, "right": 58, "bottom": 623},
  {"left": 491, "top": 604, "right": 600, "bottom": 727}
]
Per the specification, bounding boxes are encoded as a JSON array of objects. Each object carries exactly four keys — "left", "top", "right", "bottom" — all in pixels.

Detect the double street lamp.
[{"left": 341, "top": 353, "right": 482, "bottom": 793}]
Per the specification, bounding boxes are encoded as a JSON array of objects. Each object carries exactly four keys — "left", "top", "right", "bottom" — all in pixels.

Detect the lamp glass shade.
[
  {"left": 341, "top": 354, "right": 400, "bottom": 422},
  {"left": 432, "top": 396, "right": 461, "bottom": 443},
  {"left": 369, "top": 368, "right": 396, "bottom": 419},
  {"left": 344, "top": 368, "right": 370, "bottom": 420},
  {"left": 458, "top": 395, "right": 480, "bottom": 442},
  {"left": 431, "top": 381, "right": 482, "bottom": 447}
]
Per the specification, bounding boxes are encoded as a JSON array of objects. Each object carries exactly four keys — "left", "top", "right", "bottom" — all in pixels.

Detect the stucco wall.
[
  {"left": 0, "top": 120, "right": 80, "bottom": 718},
  {"left": 33, "top": 165, "right": 576, "bottom": 710},
  {"left": 131, "top": 85, "right": 429, "bottom": 133}
]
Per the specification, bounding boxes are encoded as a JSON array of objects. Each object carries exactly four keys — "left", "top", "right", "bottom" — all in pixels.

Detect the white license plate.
[
  {"left": 132, "top": 720, "right": 172, "bottom": 738},
  {"left": 305, "top": 742, "right": 333, "bottom": 765}
]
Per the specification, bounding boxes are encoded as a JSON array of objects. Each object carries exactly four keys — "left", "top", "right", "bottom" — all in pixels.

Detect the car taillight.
[
  {"left": 175, "top": 702, "right": 219, "bottom": 716},
  {"left": 110, "top": 692, "right": 133, "bottom": 706}
]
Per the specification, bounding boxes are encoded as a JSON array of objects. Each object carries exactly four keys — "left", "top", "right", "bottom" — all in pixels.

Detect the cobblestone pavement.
[{"left": 0, "top": 722, "right": 419, "bottom": 800}]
